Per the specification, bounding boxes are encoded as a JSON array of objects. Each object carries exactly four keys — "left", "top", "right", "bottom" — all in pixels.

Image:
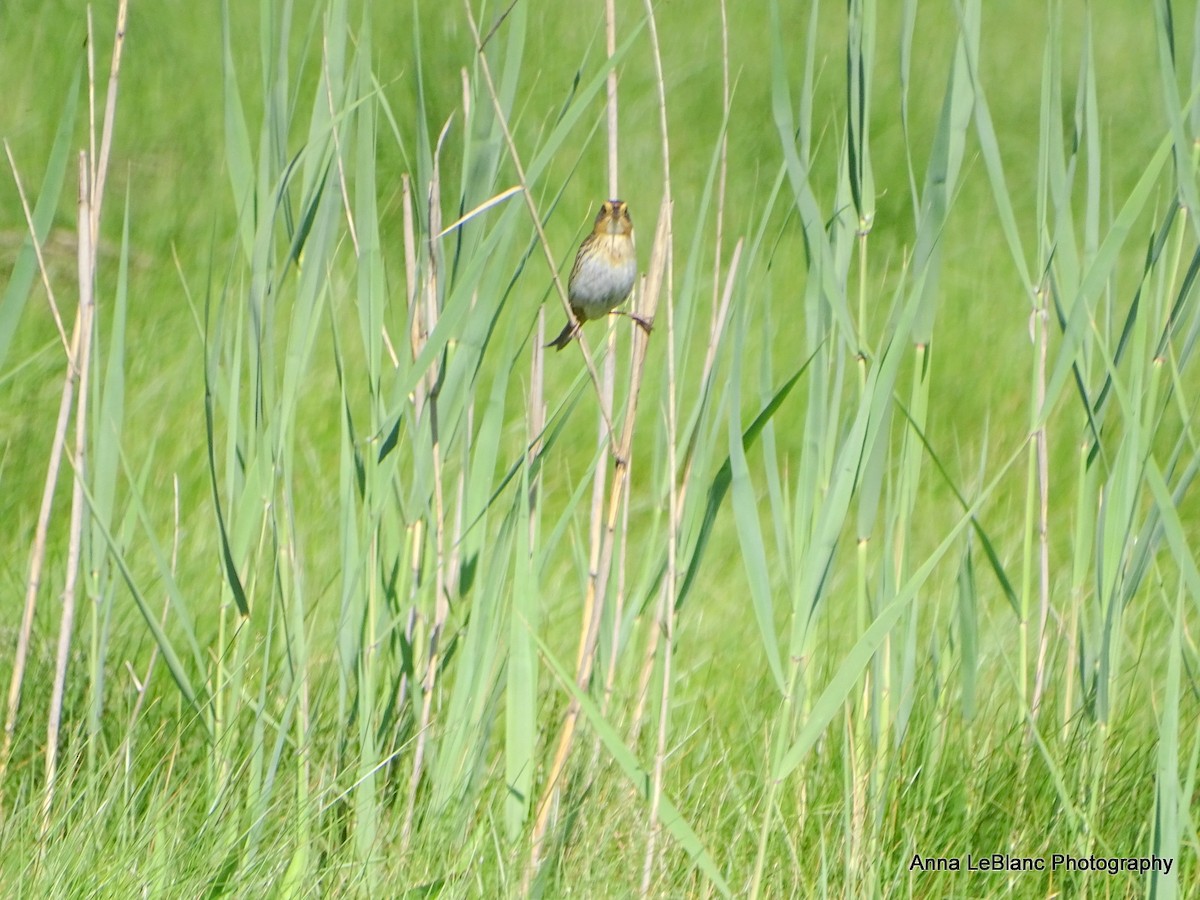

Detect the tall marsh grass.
[{"left": 0, "top": 0, "right": 1197, "bottom": 896}]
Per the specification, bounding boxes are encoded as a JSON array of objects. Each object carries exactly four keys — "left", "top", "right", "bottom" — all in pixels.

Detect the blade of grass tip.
[
  {"left": 0, "top": 66, "right": 80, "bottom": 372},
  {"left": 204, "top": 373, "right": 250, "bottom": 618}
]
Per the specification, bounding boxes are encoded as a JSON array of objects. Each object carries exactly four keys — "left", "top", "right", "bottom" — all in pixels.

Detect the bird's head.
[{"left": 594, "top": 199, "right": 633, "bottom": 237}]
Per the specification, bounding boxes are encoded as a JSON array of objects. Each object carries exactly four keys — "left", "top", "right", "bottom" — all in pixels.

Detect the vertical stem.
[
  {"left": 1, "top": 298, "right": 80, "bottom": 804},
  {"left": 1029, "top": 297, "right": 1051, "bottom": 719},
  {"left": 1021, "top": 283, "right": 1047, "bottom": 728},
  {"left": 638, "top": 0, "right": 674, "bottom": 889},
  {"left": 605, "top": 0, "right": 619, "bottom": 200},
  {"left": 43, "top": 153, "right": 95, "bottom": 833},
  {"left": 402, "top": 151, "right": 448, "bottom": 848}
]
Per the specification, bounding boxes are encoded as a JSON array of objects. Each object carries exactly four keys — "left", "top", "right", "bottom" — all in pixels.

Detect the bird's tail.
[{"left": 546, "top": 319, "right": 579, "bottom": 351}]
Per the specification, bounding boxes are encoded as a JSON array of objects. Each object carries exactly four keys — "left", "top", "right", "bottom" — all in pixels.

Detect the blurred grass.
[{"left": 1, "top": 0, "right": 1197, "bottom": 896}]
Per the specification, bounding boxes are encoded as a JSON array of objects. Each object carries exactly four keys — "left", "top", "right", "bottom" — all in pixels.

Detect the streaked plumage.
[{"left": 548, "top": 199, "right": 639, "bottom": 351}]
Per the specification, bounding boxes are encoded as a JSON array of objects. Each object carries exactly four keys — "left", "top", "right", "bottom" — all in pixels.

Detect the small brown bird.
[{"left": 548, "top": 199, "right": 648, "bottom": 351}]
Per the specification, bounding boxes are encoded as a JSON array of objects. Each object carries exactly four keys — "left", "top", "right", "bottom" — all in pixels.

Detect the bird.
[{"left": 547, "top": 199, "right": 649, "bottom": 351}]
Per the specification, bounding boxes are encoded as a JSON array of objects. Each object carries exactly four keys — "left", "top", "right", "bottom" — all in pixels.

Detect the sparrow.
[{"left": 548, "top": 199, "right": 648, "bottom": 350}]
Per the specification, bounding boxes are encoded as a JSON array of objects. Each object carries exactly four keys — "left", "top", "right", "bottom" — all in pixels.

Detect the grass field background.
[{"left": 1, "top": 0, "right": 1197, "bottom": 896}]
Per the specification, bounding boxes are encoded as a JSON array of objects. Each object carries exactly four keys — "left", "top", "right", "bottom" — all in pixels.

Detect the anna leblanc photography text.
[{"left": 909, "top": 853, "right": 1174, "bottom": 875}]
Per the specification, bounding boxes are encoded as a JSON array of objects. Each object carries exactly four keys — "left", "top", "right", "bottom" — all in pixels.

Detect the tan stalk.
[
  {"left": 605, "top": 0, "right": 619, "bottom": 200},
  {"left": 0, "top": 145, "right": 77, "bottom": 798},
  {"left": 586, "top": 0, "right": 621, "bottom": 759},
  {"left": 42, "top": 0, "right": 129, "bottom": 832},
  {"left": 42, "top": 153, "right": 94, "bottom": 835},
  {"left": 527, "top": 197, "right": 671, "bottom": 881},
  {"left": 638, "top": 0, "right": 675, "bottom": 888},
  {"left": 542, "top": 0, "right": 626, "bottom": 866},
  {"left": 402, "top": 122, "right": 451, "bottom": 848},
  {"left": 1030, "top": 297, "right": 1051, "bottom": 718},
  {"left": 397, "top": 176, "right": 420, "bottom": 717},
  {"left": 3, "top": 143, "right": 70, "bottom": 350},
  {"left": 89, "top": 0, "right": 128, "bottom": 240},
  {"left": 403, "top": 174, "right": 419, "bottom": 366}
]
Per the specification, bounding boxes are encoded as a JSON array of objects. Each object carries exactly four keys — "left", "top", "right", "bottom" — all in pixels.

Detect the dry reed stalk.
[
  {"left": 40, "top": 0, "right": 129, "bottom": 835},
  {"left": 42, "top": 154, "right": 94, "bottom": 834},
  {"left": 401, "top": 121, "right": 452, "bottom": 848},
  {"left": 638, "top": 0, "right": 675, "bottom": 887},
  {"left": 0, "top": 143, "right": 76, "bottom": 800},
  {"left": 527, "top": 197, "right": 671, "bottom": 879}
]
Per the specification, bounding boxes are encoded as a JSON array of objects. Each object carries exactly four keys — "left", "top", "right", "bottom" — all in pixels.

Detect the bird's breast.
[{"left": 569, "top": 237, "right": 637, "bottom": 316}]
